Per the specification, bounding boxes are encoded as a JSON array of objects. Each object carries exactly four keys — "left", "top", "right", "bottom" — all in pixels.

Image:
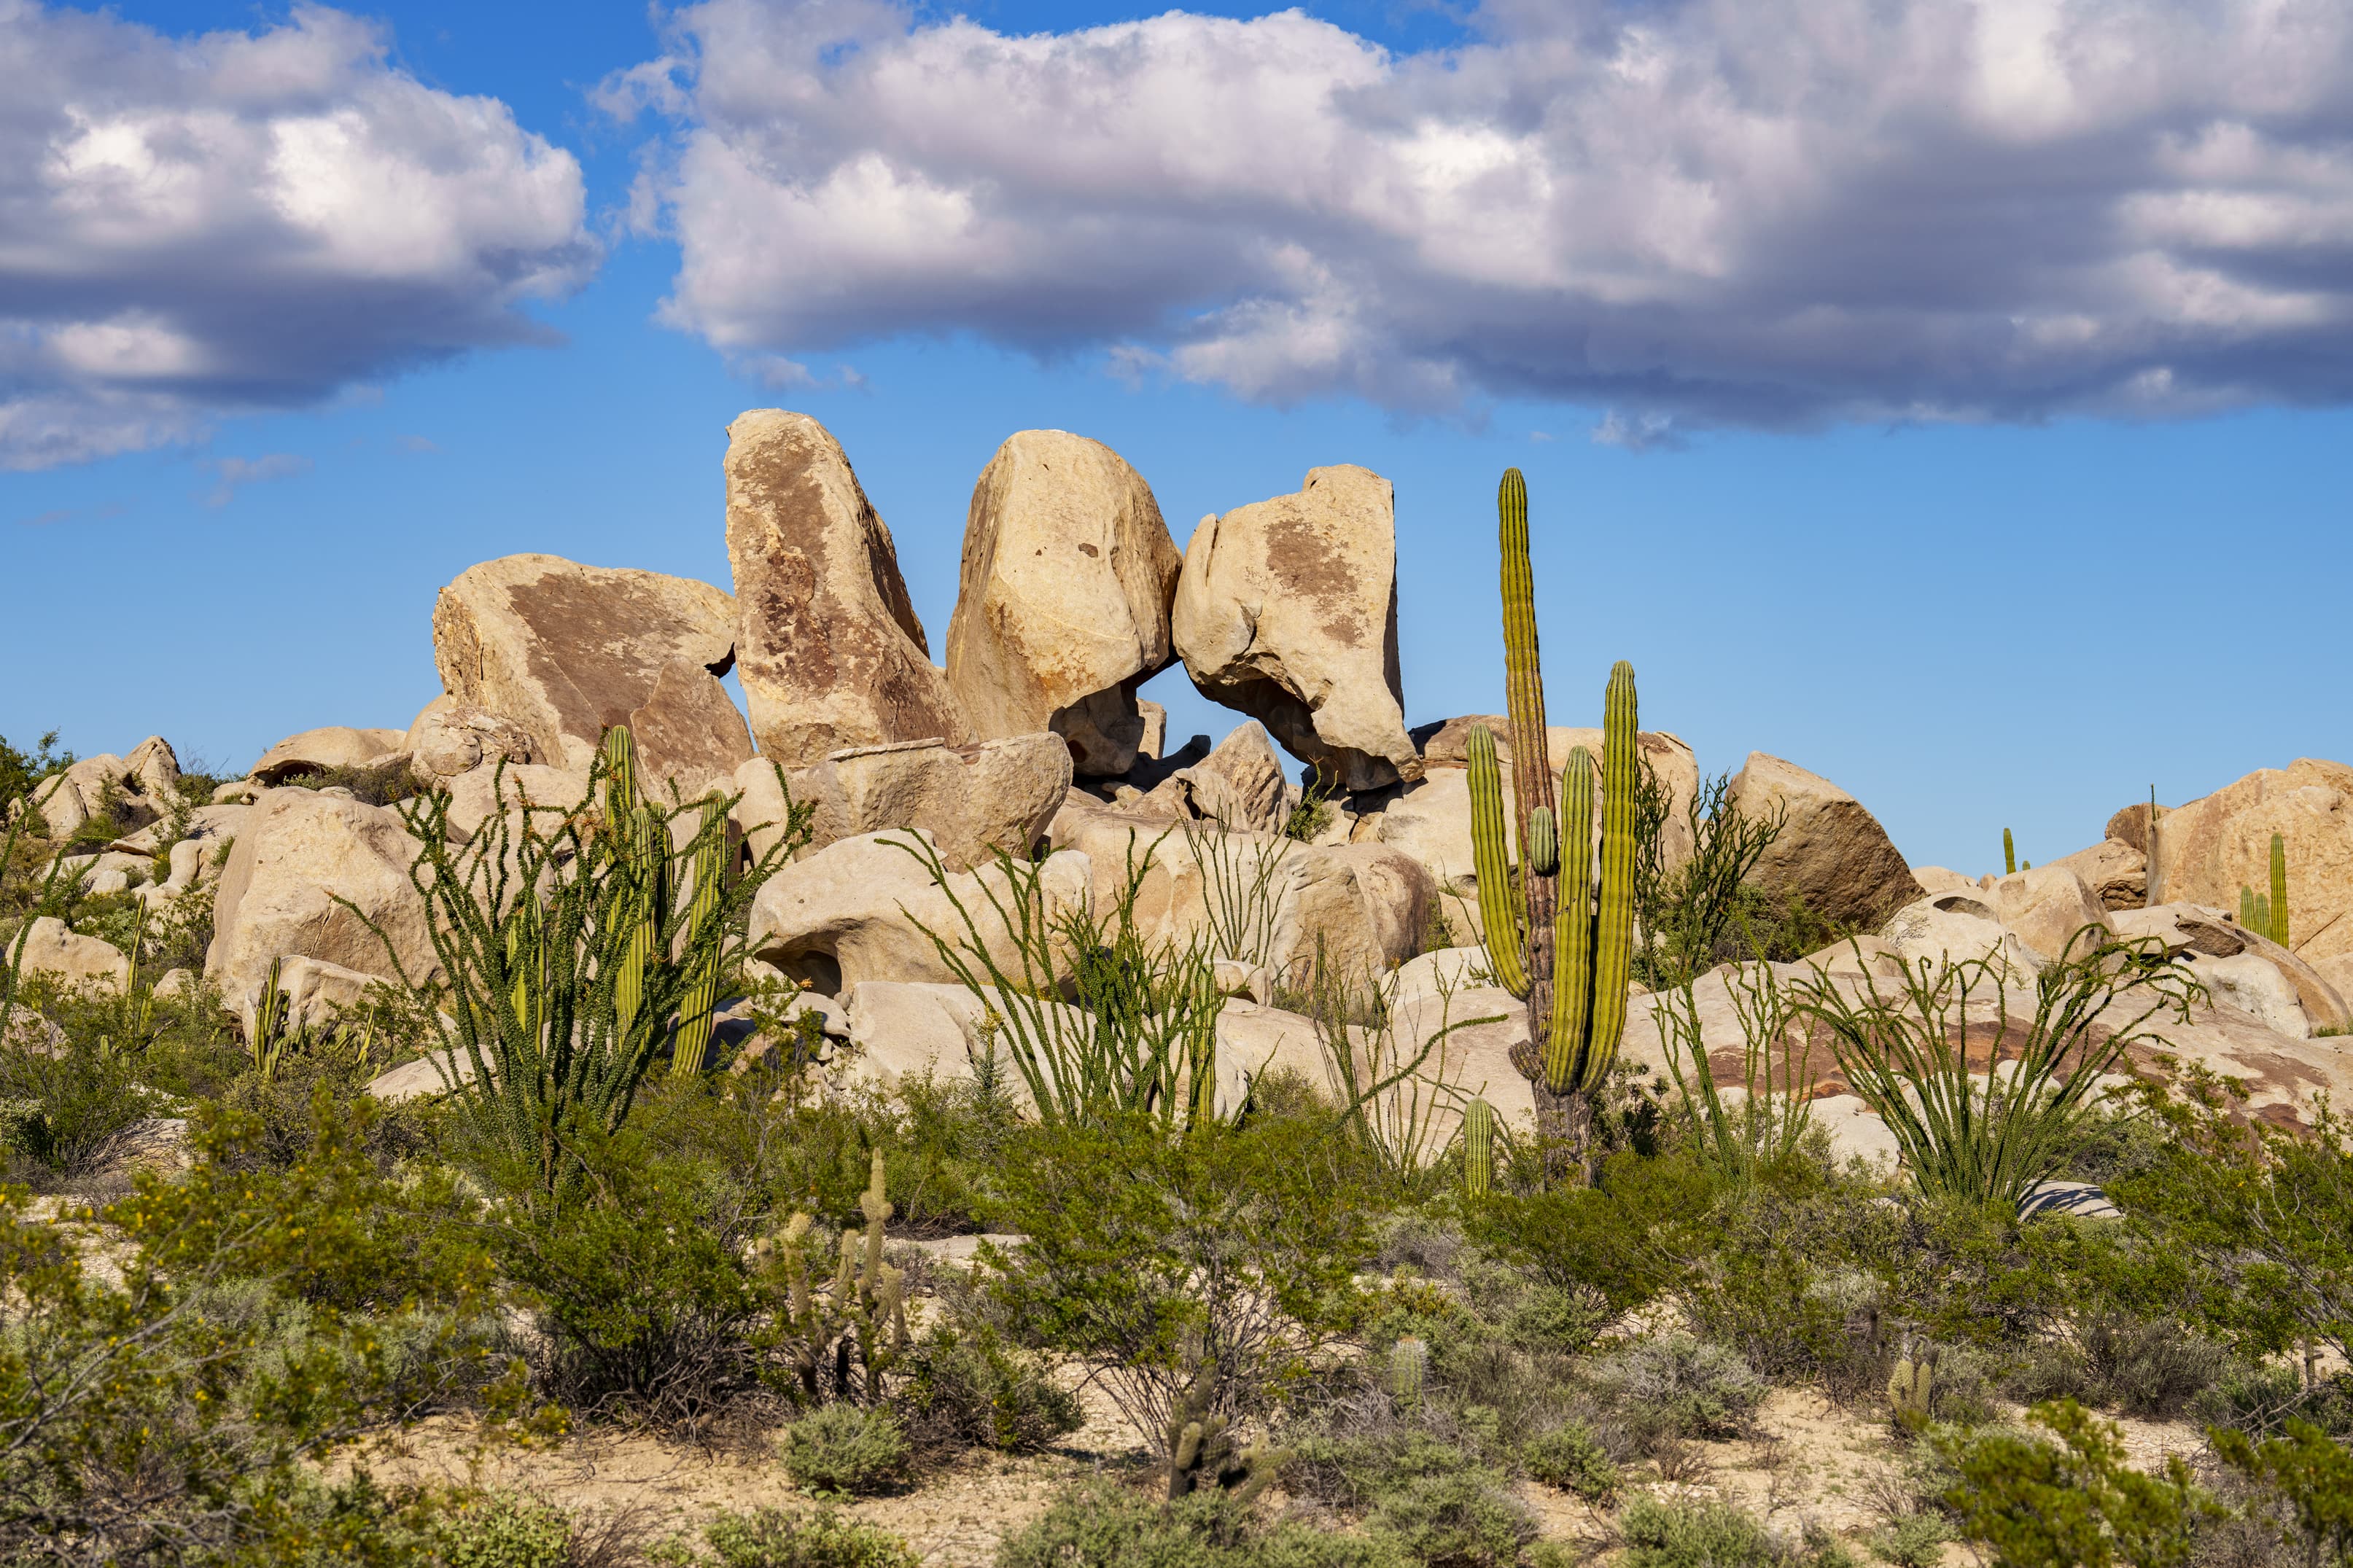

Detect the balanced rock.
[
  {"left": 2133, "top": 759, "right": 2353, "bottom": 975},
  {"left": 1730, "top": 754, "right": 1924, "bottom": 928},
  {"left": 404, "top": 696, "right": 534, "bottom": 780},
  {"left": 251, "top": 725, "right": 406, "bottom": 784},
  {"left": 205, "top": 789, "right": 437, "bottom": 997},
  {"left": 733, "top": 733, "right": 1071, "bottom": 873},
  {"left": 726, "top": 410, "right": 967, "bottom": 763},
  {"left": 945, "top": 431, "right": 1182, "bottom": 776},
  {"left": 1172, "top": 465, "right": 1418, "bottom": 792},
  {"left": 746, "top": 830, "right": 1092, "bottom": 994},
  {"left": 432, "top": 553, "right": 736, "bottom": 772},
  {"left": 1116, "top": 721, "right": 1290, "bottom": 835}
]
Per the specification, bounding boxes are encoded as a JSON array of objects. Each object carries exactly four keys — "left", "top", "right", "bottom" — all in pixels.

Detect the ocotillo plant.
[
  {"left": 2269, "top": 832, "right": 2290, "bottom": 947},
  {"left": 2004, "top": 828, "right": 2017, "bottom": 876},
  {"left": 1465, "top": 469, "right": 1640, "bottom": 1155},
  {"left": 1463, "top": 1096, "right": 1495, "bottom": 1199}
]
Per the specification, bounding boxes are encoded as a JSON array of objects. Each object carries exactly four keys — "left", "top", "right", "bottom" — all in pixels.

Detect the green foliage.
[
  {"left": 1463, "top": 1147, "right": 1712, "bottom": 1315},
  {"left": 382, "top": 748, "right": 806, "bottom": 1191},
  {"left": 429, "top": 1489, "right": 577, "bottom": 1568},
  {"left": 1868, "top": 1514, "right": 1948, "bottom": 1568},
  {"left": 996, "top": 1478, "right": 1409, "bottom": 1568},
  {"left": 1587, "top": 1333, "right": 1769, "bottom": 1441},
  {"left": 691, "top": 1505, "right": 919, "bottom": 1568},
  {"left": 276, "top": 757, "right": 424, "bottom": 807},
  {"left": 982, "top": 1112, "right": 1377, "bottom": 1456},
  {"left": 1522, "top": 1421, "right": 1616, "bottom": 1500},
  {"left": 895, "top": 1323, "right": 1082, "bottom": 1457},
  {"left": 1283, "top": 783, "right": 1335, "bottom": 845},
  {"left": 2211, "top": 1417, "right": 2353, "bottom": 1567},
  {"left": 1632, "top": 768, "right": 1787, "bottom": 991},
  {"left": 1619, "top": 1495, "right": 1856, "bottom": 1568},
  {"left": 1461, "top": 1098, "right": 1494, "bottom": 1200},
  {"left": 2004, "top": 828, "right": 2017, "bottom": 877},
  {"left": 1792, "top": 934, "right": 2199, "bottom": 1206},
  {"left": 2271, "top": 832, "right": 2291, "bottom": 947},
  {"left": 1362, "top": 1464, "right": 1536, "bottom": 1567},
  {"left": 1940, "top": 1399, "right": 2216, "bottom": 1568},
  {"left": 903, "top": 832, "right": 1225, "bottom": 1131},
  {"left": 0, "top": 730, "right": 71, "bottom": 809},
  {"left": 1654, "top": 960, "right": 1819, "bottom": 1190},
  {"left": 782, "top": 1404, "right": 911, "bottom": 1495}
]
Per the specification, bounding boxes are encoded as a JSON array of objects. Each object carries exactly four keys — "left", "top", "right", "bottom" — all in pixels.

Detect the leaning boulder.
[
  {"left": 2133, "top": 759, "right": 2353, "bottom": 978},
  {"left": 726, "top": 410, "right": 968, "bottom": 764},
  {"left": 204, "top": 789, "right": 437, "bottom": 998},
  {"left": 2046, "top": 840, "right": 2147, "bottom": 911},
  {"left": 738, "top": 734, "right": 1072, "bottom": 873},
  {"left": 1730, "top": 754, "right": 1924, "bottom": 928},
  {"left": 250, "top": 726, "right": 407, "bottom": 784},
  {"left": 1172, "top": 465, "right": 1418, "bottom": 792},
  {"left": 2109, "top": 903, "right": 2349, "bottom": 1035},
  {"left": 746, "top": 830, "right": 1092, "bottom": 994},
  {"left": 1982, "top": 865, "right": 2112, "bottom": 964},
  {"left": 945, "top": 430, "right": 1182, "bottom": 776},
  {"left": 626, "top": 657, "right": 757, "bottom": 801},
  {"left": 1113, "top": 722, "right": 1290, "bottom": 835},
  {"left": 432, "top": 553, "right": 737, "bottom": 773}
]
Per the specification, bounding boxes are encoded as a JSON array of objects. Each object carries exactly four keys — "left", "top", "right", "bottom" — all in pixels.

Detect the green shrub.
[
  {"left": 1938, "top": 1399, "right": 2213, "bottom": 1568},
  {"left": 1285, "top": 1432, "right": 1490, "bottom": 1514},
  {"left": 1463, "top": 1147, "right": 1711, "bottom": 1312},
  {"left": 1867, "top": 1514, "right": 1947, "bottom": 1568},
  {"left": 782, "top": 1405, "right": 911, "bottom": 1496},
  {"left": 693, "top": 1505, "right": 919, "bottom": 1568},
  {"left": 1619, "top": 1495, "right": 1854, "bottom": 1568},
  {"left": 431, "top": 1490, "right": 576, "bottom": 1568},
  {"left": 995, "top": 1479, "right": 1409, "bottom": 1568},
  {"left": 1523, "top": 1422, "right": 1616, "bottom": 1501},
  {"left": 984, "top": 1111, "right": 1379, "bottom": 1454},
  {"left": 897, "top": 1324, "right": 1082, "bottom": 1456},
  {"left": 1364, "top": 1468, "right": 1535, "bottom": 1567},
  {"left": 1587, "top": 1333, "right": 1767, "bottom": 1441}
]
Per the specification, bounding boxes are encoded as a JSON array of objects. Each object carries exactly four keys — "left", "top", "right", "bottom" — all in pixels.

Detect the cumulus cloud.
[
  {"left": 1, "top": 2, "right": 596, "bottom": 469},
  {"left": 612, "top": 0, "right": 2353, "bottom": 429}
]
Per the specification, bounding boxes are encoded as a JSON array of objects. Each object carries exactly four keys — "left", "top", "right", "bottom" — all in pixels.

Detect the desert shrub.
[
  {"left": 1587, "top": 1333, "right": 1768, "bottom": 1443},
  {"left": 1285, "top": 1431, "right": 1493, "bottom": 1514},
  {"left": 0, "top": 1021, "right": 170, "bottom": 1183},
  {"left": 2068, "top": 1314, "right": 2228, "bottom": 1419},
  {"left": 429, "top": 1490, "right": 577, "bottom": 1568},
  {"left": 1618, "top": 1495, "right": 1856, "bottom": 1568},
  {"left": 1523, "top": 1422, "right": 1617, "bottom": 1501},
  {"left": 275, "top": 757, "right": 427, "bottom": 807},
  {"left": 1463, "top": 1147, "right": 1711, "bottom": 1311},
  {"left": 1938, "top": 1399, "right": 2215, "bottom": 1568},
  {"left": 1364, "top": 1467, "right": 1536, "bottom": 1568},
  {"left": 895, "top": 1324, "right": 1082, "bottom": 1456},
  {"left": 2210, "top": 1417, "right": 2353, "bottom": 1568},
  {"left": 688, "top": 1505, "right": 919, "bottom": 1568},
  {"left": 1867, "top": 1513, "right": 1948, "bottom": 1568},
  {"left": 0, "top": 730, "right": 70, "bottom": 808},
  {"left": 782, "top": 1404, "right": 911, "bottom": 1495},
  {"left": 983, "top": 1110, "right": 1380, "bottom": 1452},
  {"left": 997, "top": 1478, "right": 1409, "bottom": 1568}
]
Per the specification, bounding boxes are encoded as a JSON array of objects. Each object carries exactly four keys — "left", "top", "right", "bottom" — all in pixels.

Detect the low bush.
[
  {"left": 996, "top": 1479, "right": 1409, "bottom": 1568},
  {"left": 1364, "top": 1466, "right": 1536, "bottom": 1567},
  {"left": 1522, "top": 1422, "right": 1617, "bottom": 1501},
  {"left": 686, "top": 1505, "right": 919, "bottom": 1568},
  {"left": 895, "top": 1324, "right": 1083, "bottom": 1457},
  {"left": 1618, "top": 1496, "right": 1856, "bottom": 1568},
  {"left": 1586, "top": 1333, "right": 1769, "bottom": 1443},
  {"left": 782, "top": 1405, "right": 911, "bottom": 1496},
  {"left": 429, "top": 1489, "right": 577, "bottom": 1568}
]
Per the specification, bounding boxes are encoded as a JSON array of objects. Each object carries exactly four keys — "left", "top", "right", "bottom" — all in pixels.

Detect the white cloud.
[
  {"left": 203, "top": 451, "right": 311, "bottom": 507},
  {"left": 1, "top": 2, "right": 596, "bottom": 469},
  {"left": 613, "top": 0, "right": 2353, "bottom": 429}
]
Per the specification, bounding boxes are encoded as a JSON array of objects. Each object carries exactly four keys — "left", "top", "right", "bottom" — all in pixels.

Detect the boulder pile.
[{"left": 25, "top": 409, "right": 2348, "bottom": 1169}]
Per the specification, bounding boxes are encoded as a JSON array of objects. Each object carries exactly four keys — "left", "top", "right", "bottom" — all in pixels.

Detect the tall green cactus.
[
  {"left": 2241, "top": 885, "right": 2260, "bottom": 930},
  {"left": 2003, "top": 828, "right": 2017, "bottom": 876},
  {"left": 1466, "top": 469, "right": 1641, "bottom": 1126},
  {"left": 1463, "top": 1096, "right": 1494, "bottom": 1199},
  {"left": 2269, "top": 832, "right": 2290, "bottom": 947},
  {"left": 602, "top": 725, "right": 664, "bottom": 1040},
  {"left": 669, "top": 795, "right": 732, "bottom": 1077}
]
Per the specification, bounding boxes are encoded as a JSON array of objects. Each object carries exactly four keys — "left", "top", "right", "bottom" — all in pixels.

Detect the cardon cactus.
[
  {"left": 1390, "top": 1335, "right": 1428, "bottom": 1408},
  {"left": 2004, "top": 827, "right": 2017, "bottom": 876},
  {"left": 1466, "top": 478, "right": 1640, "bottom": 1135},
  {"left": 600, "top": 725, "right": 666, "bottom": 1040},
  {"left": 669, "top": 795, "right": 733, "bottom": 1077},
  {"left": 1463, "top": 1096, "right": 1496, "bottom": 1199},
  {"left": 2269, "top": 832, "right": 2290, "bottom": 947}
]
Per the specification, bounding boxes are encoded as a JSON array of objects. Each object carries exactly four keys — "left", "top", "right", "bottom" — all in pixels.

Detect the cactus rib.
[{"left": 1466, "top": 724, "right": 1529, "bottom": 998}]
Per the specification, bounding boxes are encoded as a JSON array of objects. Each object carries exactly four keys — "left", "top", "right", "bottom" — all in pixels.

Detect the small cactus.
[
  {"left": 1166, "top": 1330, "right": 1287, "bottom": 1502},
  {"left": 1463, "top": 1097, "right": 1495, "bottom": 1199},
  {"left": 1390, "top": 1335, "right": 1428, "bottom": 1408},
  {"left": 2003, "top": 828, "right": 2016, "bottom": 876},
  {"left": 669, "top": 795, "right": 732, "bottom": 1077},
  {"left": 1525, "top": 806, "right": 1559, "bottom": 878},
  {"left": 1888, "top": 1347, "right": 1937, "bottom": 1426},
  {"left": 2269, "top": 832, "right": 2290, "bottom": 946}
]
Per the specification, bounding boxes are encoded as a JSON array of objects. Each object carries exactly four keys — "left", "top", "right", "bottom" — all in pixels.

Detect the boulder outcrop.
[
  {"left": 403, "top": 697, "right": 534, "bottom": 781},
  {"left": 1172, "top": 465, "right": 1418, "bottom": 792},
  {"left": 1980, "top": 865, "right": 2112, "bottom": 964},
  {"left": 1105, "top": 721, "right": 1290, "bottom": 835},
  {"left": 945, "top": 430, "right": 1182, "bottom": 776},
  {"left": 1730, "top": 753, "right": 1924, "bottom": 928},
  {"left": 725, "top": 410, "right": 967, "bottom": 764},
  {"left": 626, "top": 657, "right": 757, "bottom": 801},
  {"left": 15, "top": 917, "right": 131, "bottom": 990},
  {"left": 251, "top": 726, "right": 406, "bottom": 785},
  {"left": 733, "top": 734, "right": 1071, "bottom": 873},
  {"left": 205, "top": 788, "right": 437, "bottom": 997},
  {"left": 2047, "top": 839, "right": 2148, "bottom": 910},
  {"left": 2109, "top": 902, "right": 2349, "bottom": 1035},
  {"left": 2132, "top": 760, "right": 2353, "bottom": 975},
  {"left": 432, "top": 553, "right": 737, "bottom": 773},
  {"left": 30, "top": 740, "right": 182, "bottom": 836}
]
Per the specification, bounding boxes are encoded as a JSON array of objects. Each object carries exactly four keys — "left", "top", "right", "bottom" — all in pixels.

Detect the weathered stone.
[
  {"left": 747, "top": 830, "right": 1092, "bottom": 994},
  {"left": 30, "top": 747, "right": 182, "bottom": 836},
  {"left": 734, "top": 734, "right": 1071, "bottom": 874},
  {"left": 250, "top": 726, "right": 405, "bottom": 785},
  {"left": 1910, "top": 866, "right": 1982, "bottom": 897},
  {"left": 1403, "top": 719, "right": 1700, "bottom": 870},
  {"left": 440, "top": 762, "right": 591, "bottom": 843},
  {"left": 367, "top": 1050, "right": 476, "bottom": 1103},
  {"left": 1881, "top": 892, "right": 2049, "bottom": 980},
  {"left": 124, "top": 736, "right": 179, "bottom": 800},
  {"left": 2047, "top": 840, "right": 2149, "bottom": 911},
  {"left": 1172, "top": 465, "right": 1418, "bottom": 792},
  {"left": 836, "top": 980, "right": 1089, "bottom": 1110},
  {"left": 1983, "top": 865, "right": 2112, "bottom": 965},
  {"left": 2134, "top": 759, "right": 2353, "bottom": 974},
  {"left": 2109, "top": 903, "right": 2349, "bottom": 1034},
  {"left": 627, "top": 658, "right": 756, "bottom": 802},
  {"left": 403, "top": 695, "right": 534, "bottom": 780},
  {"left": 1137, "top": 701, "right": 1167, "bottom": 762},
  {"left": 1123, "top": 722, "right": 1290, "bottom": 835},
  {"left": 725, "top": 410, "right": 967, "bottom": 764},
  {"left": 432, "top": 553, "right": 736, "bottom": 772},
  {"left": 1269, "top": 842, "right": 1434, "bottom": 989},
  {"left": 205, "top": 789, "right": 437, "bottom": 997},
  {"left": 15, "top": 917, "right": 129, "bottom": 990},
  {"left": 238, "top": 956, "right": 389, "bottom": 1043},
  {"left": 1730, "top": 753, "right": 1924, "bottom": 928},
  {"left": 945, "top": 430, "right": 1182, "bottom": 776}
]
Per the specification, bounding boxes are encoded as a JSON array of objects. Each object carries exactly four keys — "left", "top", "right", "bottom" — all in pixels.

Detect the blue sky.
[{"left": 4, "top": 0, "right": 2349, "bottom": 878}]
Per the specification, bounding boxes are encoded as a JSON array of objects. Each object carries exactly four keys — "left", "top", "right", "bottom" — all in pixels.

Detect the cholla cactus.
[
  {"left": 1887, "top": 1346, "right": 1936, "bottom": 1426},
  {"left": 1166, "top": 1329, "right": 1288, "bottom": 1502},
  {"left": 753, "top": 1150, "right": 909, "bottom": 1403}
]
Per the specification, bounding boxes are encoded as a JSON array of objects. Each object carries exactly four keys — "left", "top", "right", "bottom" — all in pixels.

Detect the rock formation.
[
  {"left": 946, "top": 430, "right": 1182, "bottom": 776},
  {"left": 432, "top": 553, "right": 736, "bottom": 773},
  {"left": 250, "top": 726, "right": 408, "bottom": 784},
  {"left": 725, "top": 410, "right": 968, "bottom": 763},
  {"left": 1730, "top": 752, "right": 1924, "bottom": 928},
  {"left": 403, "top": 697, "right": 534, "bottom": 781},
  {"left": 731, "top": 733, "right": 1071, "bottom": 873},
  {"left": 1172, "top": 465, "right": 1418, "bottom": 792},
  {"left": 204, "top": 789, "right": 437, "bottom": 998},
  {"left": 2128, "top": 760, "right": 2353, "bottom": 986}
]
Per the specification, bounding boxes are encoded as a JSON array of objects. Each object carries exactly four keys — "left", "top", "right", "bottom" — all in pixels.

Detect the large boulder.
[
  {"left": 2046, "top": 840, "right": 2147, "bottom": 910},
  {"left": 746, "top": 830, "right": 1093, "bottom": 995},
  {"left": 944, "top": 430, "right": 1183, "bottom": 776},
  {"left": 403, "top": 696, "right": 535, "bottom": 781},
  {"left": 2131, "top": 759, "right": 2353, "bottom": 976},
  {"left": 1112, "top": 722, "right": 1291, "bottom": 835},
  {"left": 1730, "top": 754, "right": 1924, "bottom": 928},
  {"left": 432, "top": 553, "right": 737, "bottom": 773},
  {"left": 1981, "top": 865, "right": 2112, "bottom": 964},
  {"left": 250, "top": 726, "right": 406, "bottom": 785},
  {"left": 29, "top": 740, "right": 182, "bottom": 836},
  {"left": 1880, "top": 892, "right": 2050, "bottom": 980},
  {"left": 734, "top": 734, "right": 1071, "bottom": 873},
  {"left": 204, "top": 789, "right": 437, "bottom": 998},
  {"left": 440, "top": 764, "right": 591, "bottom": 843},
  {"left": 2109, "top": 903, "right": 2349, "bottom": 1035},
  {"left": 625, "top": 657, "right": 756, "bottom": 802},
  {"left": 13, "top": 918, "right": 130, "bottom": 990},
  {"left": 1172, "top": 465, "right": 1419, "bottom": 792},
  {"left": 725, "top": 410, "right": 968, "bottom": 764}
]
